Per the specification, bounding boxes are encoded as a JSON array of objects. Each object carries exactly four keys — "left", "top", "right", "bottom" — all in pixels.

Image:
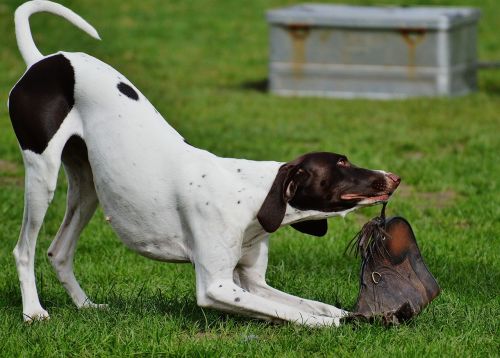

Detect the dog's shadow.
[
  {"left": 0, "top": 280, "right": 260, "bottom": 327},
  {"left": 1, "top": 254, "right": 496, "bottom": 327}
]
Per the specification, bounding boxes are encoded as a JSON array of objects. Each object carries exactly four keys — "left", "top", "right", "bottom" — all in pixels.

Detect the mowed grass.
[{"left": 0, "top": 0, "right": 499, "bottom": 356}]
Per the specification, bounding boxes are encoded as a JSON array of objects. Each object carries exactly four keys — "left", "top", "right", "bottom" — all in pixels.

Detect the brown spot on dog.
[
  {"left": 9, "top": 54, "right": 75, "bottom": 154},
  {"left": 117, "top": 82, "right": 139, "bottom": 100}
]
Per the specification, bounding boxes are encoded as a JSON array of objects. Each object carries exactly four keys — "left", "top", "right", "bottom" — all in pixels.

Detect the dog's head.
[{"left": 257, "top": 152, "right": 401, "bottom": 236}]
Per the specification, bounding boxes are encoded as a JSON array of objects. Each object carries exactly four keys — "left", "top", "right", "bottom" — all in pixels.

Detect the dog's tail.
[{"left": 15, "top": 0, "right": 100, "bottom": 67}]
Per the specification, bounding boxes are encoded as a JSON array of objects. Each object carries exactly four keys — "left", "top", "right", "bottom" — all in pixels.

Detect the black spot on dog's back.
[
  {"left": 9, "top": 54, "right": 75, "bottom": 154},
  {"left": 117, "top": 82, "right": 139, "bottom": 100}
]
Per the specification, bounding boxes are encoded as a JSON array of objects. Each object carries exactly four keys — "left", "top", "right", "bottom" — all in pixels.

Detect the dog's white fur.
[{"left": 10, "top": 1, "right": 371, "bottom": 326}]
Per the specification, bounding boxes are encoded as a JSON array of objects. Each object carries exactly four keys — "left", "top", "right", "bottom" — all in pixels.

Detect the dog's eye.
[{"left": 337, "top": 159, "right": 349, "bottom": 167}]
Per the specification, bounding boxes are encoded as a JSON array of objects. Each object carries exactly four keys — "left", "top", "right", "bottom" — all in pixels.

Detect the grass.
[{"left": 0, "top": 0, "right": 499, "bottom": 356}]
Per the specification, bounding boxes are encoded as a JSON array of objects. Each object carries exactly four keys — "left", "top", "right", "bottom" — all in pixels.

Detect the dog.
[{"left": 8, "top": 1, "right": 400, "bottom": 326}]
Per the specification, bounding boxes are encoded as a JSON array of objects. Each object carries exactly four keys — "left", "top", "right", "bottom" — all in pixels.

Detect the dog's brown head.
[{"left": 257, "top": 152, "right": 400, "bottom": 236}]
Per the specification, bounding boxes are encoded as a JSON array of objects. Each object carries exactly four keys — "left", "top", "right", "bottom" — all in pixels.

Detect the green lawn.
[{"left": 0, "top": 0, "right": 499, "bottom": 356}]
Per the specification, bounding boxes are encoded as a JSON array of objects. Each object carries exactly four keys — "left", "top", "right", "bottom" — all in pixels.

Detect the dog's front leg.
[
  {"left": 237, "top": 238, "right": 348, "bottom": 319},
  {"left": 193, "top": 239, "right": 339, "bottom": 327}
]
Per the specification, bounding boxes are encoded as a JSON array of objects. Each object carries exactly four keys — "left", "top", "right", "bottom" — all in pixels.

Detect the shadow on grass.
[
  {"left": 0, "top": 282, "right": 260, "bottom": 328},
  {"left": 238, "top": 78, "right": 269, "bottom": 93},
  {"left": 1, "top": 255, "right": 497, "bottom": 327},
  {"left": 479, "top": 67, "right": 500, "bottom": 96},
  {"left": 481, "top": 81, "right": 500, "bottom": 96},
  {"left": 239, "top": 75, "right": 500, "bottom": 98}
]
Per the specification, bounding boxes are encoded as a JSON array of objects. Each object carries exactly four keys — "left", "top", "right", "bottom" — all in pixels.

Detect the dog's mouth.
[
  {"left": 339, "top": 172, "right": 401, "bottom": 205},
  {"left": 340, "top": 193, "right": 391, "bottom": 204}
]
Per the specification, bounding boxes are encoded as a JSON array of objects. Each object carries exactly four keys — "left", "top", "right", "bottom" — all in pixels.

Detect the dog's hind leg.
[
  {"left": 9, "top": 53, "right": 87, "bottom": 320},
  {"left": 47, "top": 136, "right": 103, "bottom": 309},
  {"left": 13, "top": 149, "right": 62, "bottom": 322}
]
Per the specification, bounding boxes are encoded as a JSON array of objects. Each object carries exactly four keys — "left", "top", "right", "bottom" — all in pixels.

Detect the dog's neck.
[
  {"left": 281, "top": 205, "right": 358, "bottom": 227},
  {"left": 212, "top": 154, "right": 357, "bottom": 234}
]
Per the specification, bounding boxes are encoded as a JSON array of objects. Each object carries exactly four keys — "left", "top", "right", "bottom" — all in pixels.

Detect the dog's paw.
[
  {"left": 339, "top": 309, "right": 350, "bottom": 318},
  {"left": 23, "top": 308, "right": 50, "bottom": 323}
]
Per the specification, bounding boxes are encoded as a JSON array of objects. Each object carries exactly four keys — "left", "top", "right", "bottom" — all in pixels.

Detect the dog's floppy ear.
[
  {"left": 257, "top": 163, "right": 303, "bottom": 233},
  {"left": 257, "top": 159, "right": 329, "bottom": 236},
  {"left": 291, "top": 219, "right": 328, "bottom": 237}
]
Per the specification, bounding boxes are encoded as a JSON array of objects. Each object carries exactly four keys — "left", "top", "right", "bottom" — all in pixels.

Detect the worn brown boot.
[{"left": 348, "top": 215, "right": 440, "bottom": 325}]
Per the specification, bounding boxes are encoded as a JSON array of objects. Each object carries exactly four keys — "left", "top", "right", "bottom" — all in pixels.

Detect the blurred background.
[{"left": 0, "top": 1, "right": 498, "bottom": 356}]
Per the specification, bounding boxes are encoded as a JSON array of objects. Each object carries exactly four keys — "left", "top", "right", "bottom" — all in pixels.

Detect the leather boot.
[{"left": 349, "top": 216, "right": 440, "bottom": 325}]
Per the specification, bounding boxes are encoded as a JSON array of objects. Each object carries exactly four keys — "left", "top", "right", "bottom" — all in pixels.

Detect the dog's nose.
[{"left": 387, "top": 173, "right": 401, "bottom": 185}]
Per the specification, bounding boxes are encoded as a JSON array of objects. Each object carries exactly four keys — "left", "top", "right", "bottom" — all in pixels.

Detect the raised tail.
[{"left": 15, "top": 0, "right": 100, "bottom": 67}]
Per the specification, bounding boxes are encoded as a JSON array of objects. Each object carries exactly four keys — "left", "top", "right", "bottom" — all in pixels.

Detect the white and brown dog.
[{"left": 8, "top": 1, "right": 400, "bottom": 325}]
